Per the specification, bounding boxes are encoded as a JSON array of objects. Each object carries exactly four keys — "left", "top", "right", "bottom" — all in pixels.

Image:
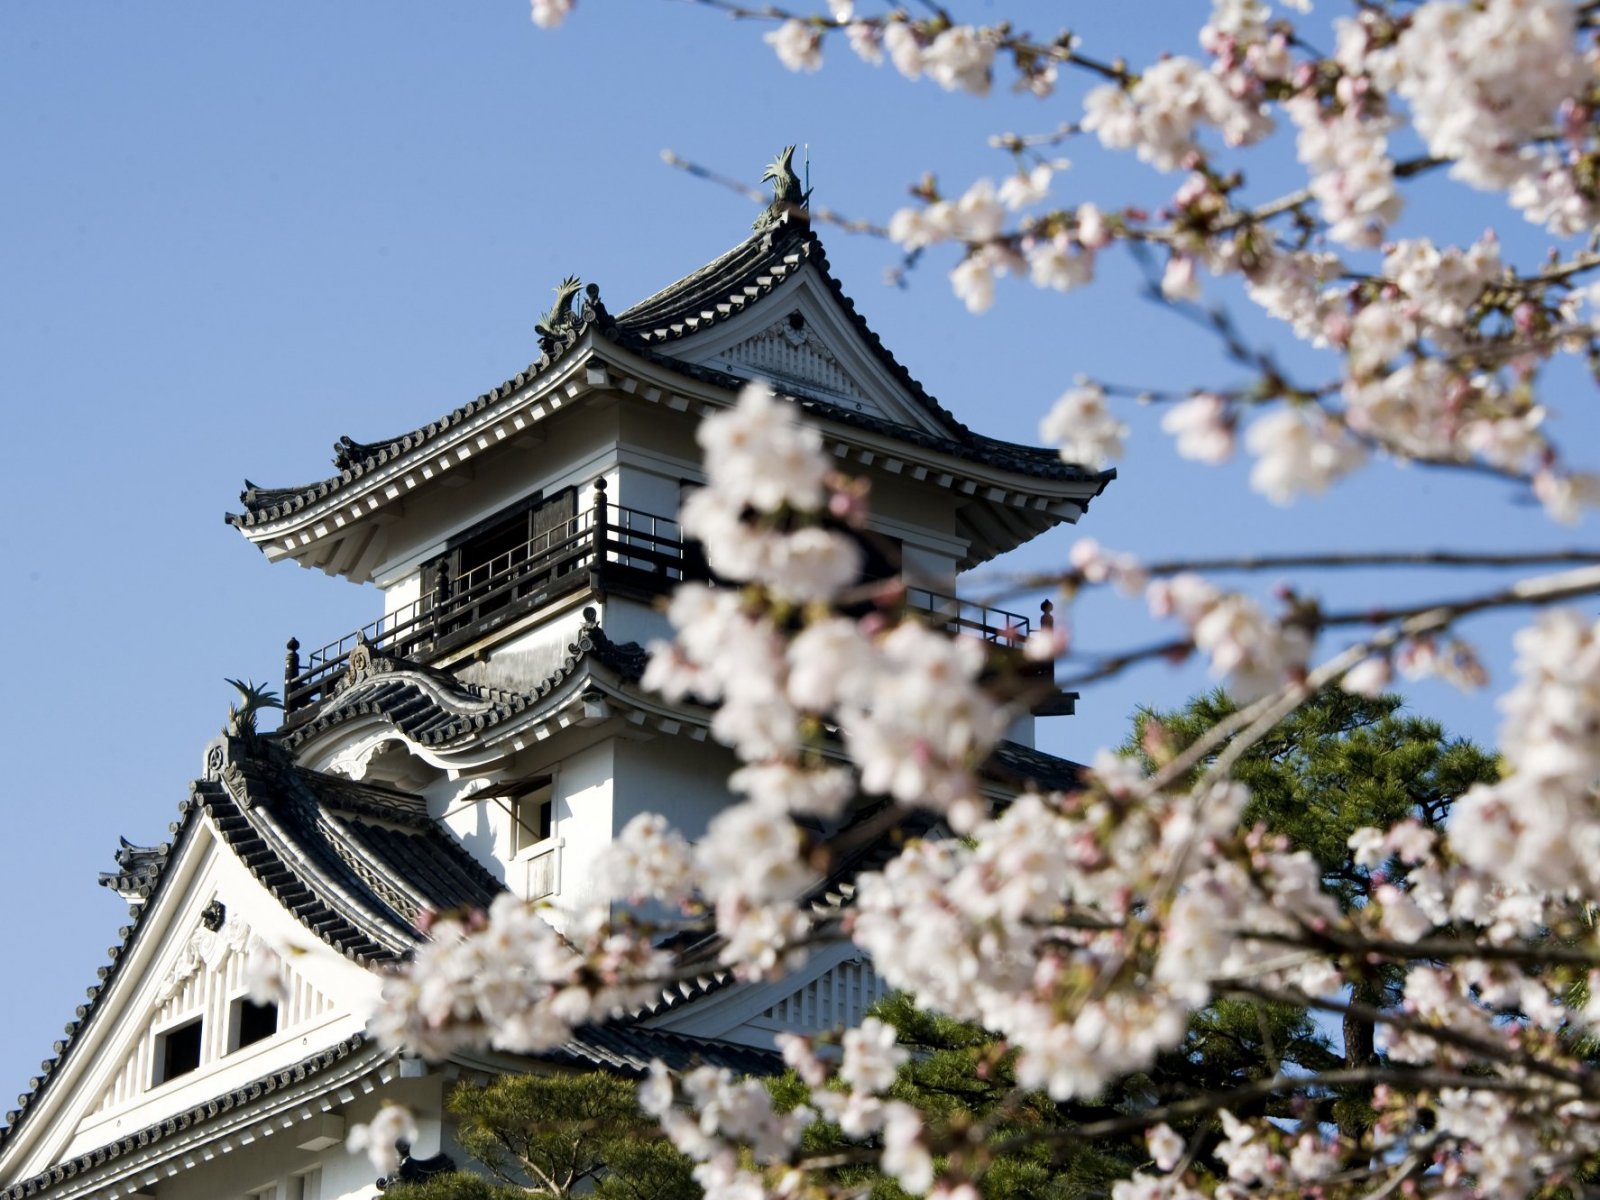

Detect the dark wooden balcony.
[
  {"left": 283, "top": 487, "right": 686, "bottom": 714},
  {"left": 281, "top": 488, "right": 1042, "bottom": 716}
]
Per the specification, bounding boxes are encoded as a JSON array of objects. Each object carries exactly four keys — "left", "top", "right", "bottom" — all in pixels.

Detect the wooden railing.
[
  {"left": 283, "top": 483, "right": 685, "bottom": 712},
  {"left": 282, "top": 483, "right": 1040, "bottom": 714},
  {"left": 902, "top": 587, "right": 1031, "bottom": 646}
]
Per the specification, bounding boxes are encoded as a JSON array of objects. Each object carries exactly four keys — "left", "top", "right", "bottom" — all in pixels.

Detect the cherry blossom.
[
  {"left": 1039, "top": 382, "right": 1127, "bottom": 469},
  {"left": 529, "top": 0, "right": 573, "bottom": 30},
  {"left": 346, "top": 1103, "right": 418, "bottom": 1178},
  {"left": 449, "top": 8, "right": 1600, "bottom": 1197},
  {"left": 765, "top": 19, "right": 823, "bottom": 73}
]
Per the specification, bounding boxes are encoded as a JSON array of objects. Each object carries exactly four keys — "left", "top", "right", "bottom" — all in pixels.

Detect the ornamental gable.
[
  {"left": 83, "top": 909, "right": 337, "bottom": 1125},
  {"left": 642, "top": 944, "right": 891, "bottom": 1049},
  {"left": 720, "top": 316, "right": 871, "bottom": 409}
]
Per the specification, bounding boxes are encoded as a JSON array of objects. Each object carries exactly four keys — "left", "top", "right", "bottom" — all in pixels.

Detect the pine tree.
[{"left": 381, "top": 1072, "right": 695, "bottom": 1200}]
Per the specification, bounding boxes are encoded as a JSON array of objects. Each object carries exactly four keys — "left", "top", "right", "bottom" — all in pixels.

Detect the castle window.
[
  {"left": 154, "top": 1017, "right": 203, "bottom": 1084},
  {"left": 230, "top": 995, "right": 280, "bottom": 1052},
  {"left": 425, "top": 488, "right": 580, "bottom": 630},
  {"left": 291, "top": 1168, "right": 323, "bottom": 1200},
  {"left": 512, "top": 778, "right": 555, "bottom": 856}
]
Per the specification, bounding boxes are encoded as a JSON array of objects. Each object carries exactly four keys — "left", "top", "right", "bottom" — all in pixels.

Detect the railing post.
[
  {"left": 284, "top": 637, "right": 300, "bottom": 711},
  {"left": 591, "top": 476, "right": 609, "bottom": 571},
  {"left": 1039, "top": 600, "right": 1057, "bottom": 683},
  {"left": 424, "top": 560, "right": 448, "bottom": 647}
]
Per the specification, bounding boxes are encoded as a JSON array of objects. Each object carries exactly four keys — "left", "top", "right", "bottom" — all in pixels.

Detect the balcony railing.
[
  {"left": 901, "top": 586, "right": 1031, "bottom": 646},
  {"left": 282, "top": 488, "right": 1041, "bottom": 715},
  {"left": 283, "top": 492, "right": 685, "bottom": 713}
]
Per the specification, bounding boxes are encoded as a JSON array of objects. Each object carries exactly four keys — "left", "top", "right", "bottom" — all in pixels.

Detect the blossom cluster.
[
  {"left": 470, "top": 4, "right": 1600, "bottom": 1196},
  {"left": 367, "top": 894, "right": 671, "bottom": 1059},
  {"left": 376, "top": 373, "right": 1600, "bottom": 1197},
  {"left": 640, "top": 1018, "right": 939, "bottom": 1200},
  {"left": 832, "top": 0, "right": 1600, "bottom": 521}
]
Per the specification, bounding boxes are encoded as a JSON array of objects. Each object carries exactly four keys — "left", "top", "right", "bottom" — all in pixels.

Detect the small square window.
[
  {"left": 230, "top": 997, "right": 279, "bottom": 1052},
  {"left": 291, "top": 1169, "right": 322, "bottom": 1200},
  {"left": 154, "top": 1017, "right": 203, "bottom": 1085},
  {"left": 511, "top": 780, "right": 554, "bottom": 856}
]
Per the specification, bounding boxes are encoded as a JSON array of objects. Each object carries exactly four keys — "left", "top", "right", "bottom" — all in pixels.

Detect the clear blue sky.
[{"left": 3, "top": 3, "right": 1594, "bottom": 1112}]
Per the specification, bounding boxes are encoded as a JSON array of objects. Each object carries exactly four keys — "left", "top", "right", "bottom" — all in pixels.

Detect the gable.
[
  {"left": 641, "top": 942, "right": 890, "bottom": 1048},
  {"left": 82, "top": 909, "right": 340, "bottom": 1125},
  {"left": 651, "top": 267, "right": 959, "bottom": 436},
  {"left": 749, "top": 954, "right": 890, "bottom": 1036},
  {"left": 720, "top": 315, "right": 869, "bottom": 409},
  {"left": 0, "top": 818, "right": 375, "bottom": 1186}
]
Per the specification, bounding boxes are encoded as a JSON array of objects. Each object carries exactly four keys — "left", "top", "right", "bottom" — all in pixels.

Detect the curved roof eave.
[
  {"left": 282, "top": 619, "right": 652, "bottom": 766},
  {"left": 226, "top": 225, "right": 1112, "bottom": 557},
  {"left": 616, "top": 222, "right": 975, "bottom": 439},
  {"left": 0, "top": 737, "right": 507, "bottom": 1172}
]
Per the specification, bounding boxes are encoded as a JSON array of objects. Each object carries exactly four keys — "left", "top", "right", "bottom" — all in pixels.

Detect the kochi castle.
[{"left": 0, "top": 151, "right": 1113, "bottom": 1200}]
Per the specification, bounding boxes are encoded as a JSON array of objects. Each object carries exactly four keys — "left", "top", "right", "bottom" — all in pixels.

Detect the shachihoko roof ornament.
[
  {"left": 535, "top": 274, "right": 585, "bottom": 357},
  {"left": 223, "top": 677, "right": 282, "bottom": 739},
  {"left": 753, "top": 144, "right": 811, "bottom": 231}
]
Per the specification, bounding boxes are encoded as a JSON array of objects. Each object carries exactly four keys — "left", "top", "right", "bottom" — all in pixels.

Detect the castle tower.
[{"left": 0, "top": 160, "right": 1112, "bottom": 1200}]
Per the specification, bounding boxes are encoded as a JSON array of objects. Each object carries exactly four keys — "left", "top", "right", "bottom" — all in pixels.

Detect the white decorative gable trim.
[
  {"left": 643, "top": 943, "right": 891, "bottom": 1047},
  {"left": 89, "top": 904, "right": 337, "bottom": 1122},
  {"left": 749, "top": 955, "right": 888, "bottom": 1035},
  {"left": 156, "top": 906, "right": 254, "bottom": 1004},
  {"left": 722, "top": 316, "right": 871, "bottom": 412}
]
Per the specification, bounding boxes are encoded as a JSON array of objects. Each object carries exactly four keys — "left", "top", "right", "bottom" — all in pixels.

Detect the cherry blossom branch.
[
  {"left": 685, "top": 0, "right": 1135, "bottom": 83},
  {"left": 1231, "top": 984, "right": 1600, "bottom": 1094},
  {"left": 1014, "top": 548, "right": 1600, "bottom": 593},
  {"left": 789, "top": 1065, "right": 1568, "bottom": 1173},
  {"left": 1254, "top": 922, "right": 1600, "bottom": 971},
  {"left": 1054, "top": 564, "right": 1600, "bottom": 692}
]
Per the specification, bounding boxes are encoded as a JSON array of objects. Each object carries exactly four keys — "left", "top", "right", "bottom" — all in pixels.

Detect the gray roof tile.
[{"left": 227, "top": 226, "right": 1111, "bottom": 533}]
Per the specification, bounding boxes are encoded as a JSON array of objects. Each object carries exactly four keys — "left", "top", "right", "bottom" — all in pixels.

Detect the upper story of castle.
[{"left": 225, "top": 158, "right": 1114, "bottom": 724}]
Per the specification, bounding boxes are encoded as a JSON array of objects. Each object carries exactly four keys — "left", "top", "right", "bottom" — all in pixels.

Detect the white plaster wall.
[
  {"left": 451, "top": 602, "right": 598, "bottom": 695},
  {"left": 616, "top": 404, "right": 702, "bottom": 500},
  {"left": 611, "top": 735, "right": 738, "bottom": 843},
  {"left": 539, "top": 740, "right": 616, "bottom": 927},
  {"left": 899, "top": 542, "right": 958, "bottom": 593},
  {"left": 127, "top": 1076, "right": 446, "bottom": 1200},
  {"left": 1004, "top": 711, "right": 1036, "bottom": 749},
  {"left": 35, "top": 840, "right": 378, "bottom": 1175},
  {"left": 592, "top": 593, "right": 671, "bottom": 649},
  {"left": 370, "top": 409, "right": 622, "bottom": 591},
  {"left": 383, "top": 572, "right": 422, "bottom": 622},
  {"left": 434, "top": 774, "right": 501, "bottom": 882}
]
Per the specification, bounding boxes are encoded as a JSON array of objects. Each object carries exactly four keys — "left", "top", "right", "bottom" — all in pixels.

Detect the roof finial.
[
  {"left": 753, "top": 144, "right": 812, "bottom": 231},
  {"left": 224, "top": 678, "right": 283, "bottom": 739},
  {"left": 535, "top": 275, "right": 584, "bottom": 357}
]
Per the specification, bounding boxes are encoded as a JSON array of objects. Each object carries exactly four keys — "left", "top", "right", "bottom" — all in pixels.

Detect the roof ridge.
[{"left": 228, "top": 286, "right": 615, "bottom": 529}]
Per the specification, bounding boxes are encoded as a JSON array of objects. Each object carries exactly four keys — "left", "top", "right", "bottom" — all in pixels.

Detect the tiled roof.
[
  {"left": 552, "top": 1026, "right": 781, "bottom": 1077},
  {"left": 0, "top": 740, "right": 504, "bottom": 1161},
  {"left": 626, "top": 345, "right": 1108, "bottom": 486},
  {"left": 618, "top": 222, "right": 969, "bottom": 445},
  {"left": 281, "top": 619, "right": 1082, "bottom": 799},
  {"left": 609, "top": 219, "right": 1109, "bottom": 490},
  {"left": 200, "top": 745, "right": 505, "bottom": 957},
  {"left": 990, "top": 741, "right": 1087, "bottom": 793},
  {"left": 281, "top": 616, "right": 649, "bottom": 752},
  {"left": 227, "top": 225, "right": 1111, "bottom": 533},
  {"left": 1, "top": 1035, "right": 379, "bottom": 1200},
  {"left": 226, "top": 289, "right": 617, "bottom": 531},
  {"left": 96, "top": 838, "right": 170, "bottom": 901}
]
